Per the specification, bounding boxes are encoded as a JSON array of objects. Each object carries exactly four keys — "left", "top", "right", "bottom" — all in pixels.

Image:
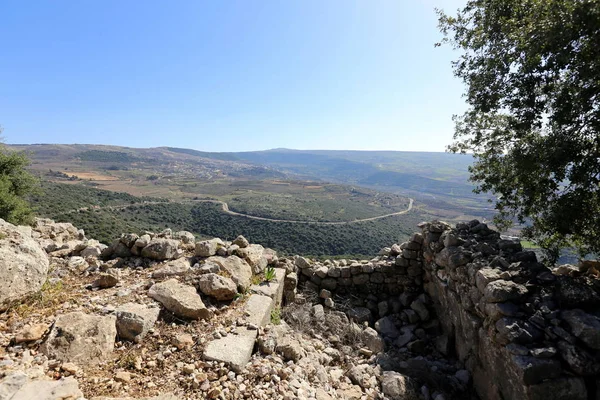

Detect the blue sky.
[{"left": 0, "top": 0, "right": 466, "bottom": 152}]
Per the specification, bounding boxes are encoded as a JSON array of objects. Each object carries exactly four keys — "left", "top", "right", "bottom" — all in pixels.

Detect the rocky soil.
[{"left": 1, "top": 217, "right": 598, "bottom": 400}]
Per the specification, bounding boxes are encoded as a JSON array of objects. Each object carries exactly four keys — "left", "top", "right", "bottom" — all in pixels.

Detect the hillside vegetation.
[{"left": 30, "top": 182, "right": 426, "bottom": 257}]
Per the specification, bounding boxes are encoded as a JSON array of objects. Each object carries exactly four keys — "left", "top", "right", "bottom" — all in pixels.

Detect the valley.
[{"left": 13, "top": 144, "right": 497, "bottom": 257}]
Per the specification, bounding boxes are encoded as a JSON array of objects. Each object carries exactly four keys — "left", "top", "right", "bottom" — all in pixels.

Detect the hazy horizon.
[
  {"left": 2, "top": 1, "right": 467, "bottom": 152},
  {"left": 9, "top": 143, "right": 460, "bottom": 154}
]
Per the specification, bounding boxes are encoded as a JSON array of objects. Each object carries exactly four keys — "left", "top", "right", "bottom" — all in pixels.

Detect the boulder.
[
  {"left": 134, "top": 234, "right": 151, "bottom": 248},
  {"left": 204, "top": 329, "right": 257, "bottom": 372},
  {"left": 0, "top": 371, "right": 83, "bottom": 400},
  {"left": 484, "top": 280, "right": 528, "bottom": 303},
  {"left": 120, "top": 233, "right": 139, "bottom": 248},
  {"left": 276, "top": 337, "right": 305, "bottom": 362},
  {"left": 205, "top": 256, "right": 252, "bottom": 290},
  {"left": 149, "top": 279, "right": 211, "bottom": 320},
  {"left": 173, "top": 230, "right": 195, "bottom": 244},
  {"left": 141, "top": 239, "right": 182, "bottom": 260},
  {"left": 195, "top": 238, "right": 224, "bottom": 257},
  {"left": 557, "top": 340, "right": 600, "bottom": 376},
  {"left": 476, "top": 268, "right": 502, "bottom": 293},
  {"left": 80, "top": 245, "right": 102, "bottom": 258},
  {"left": 197, "top": 273, "right": 238, "bottom": 301},
  {"left": 232, "top": 235, "right": 249, "bottom": 248},
  {"left": 362, "top": 327, "right": 384, "bottom": 353},
  {"left": 381, "top": 372, "right": 418, "bottom": 400},
  {"left": 151, "top": 258, "right": 191, "bottom": 279},
  {"left": 235, "top": 244, "right": 267, "bottom": 274},
  {"left": 115, "top": 303, "right": 160, "bottom": 342},
  {"left": 93, "top": 270, "right": 119, "bottom": 288},
  {"left": 0, "top": 219, "right": 49, "bottom": 305},
  {"left": 41, "top": 312, "right": 117, "bottom": 365},
  {"left": 410, "top": 298, "right": 430, "bottom": 321},
  {"left": 561, "top": 309, "right": 600, "bottom": 350},
  {"left": 375, "top": 316, "right": 400, "bottom": 338},
  {"left": 15, "top": 323, "right": 50, "bottom": 344}
]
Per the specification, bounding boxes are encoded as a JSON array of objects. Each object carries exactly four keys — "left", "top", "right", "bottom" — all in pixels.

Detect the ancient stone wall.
[
  {"left": 293, "top": 232, "right": 424, "bottom": 298},
  {"left": 293, "top": 219, "right": 600, "bottom": 400},
  {"left": 419, "top": 220, "right": 599, "bottom": 400}
]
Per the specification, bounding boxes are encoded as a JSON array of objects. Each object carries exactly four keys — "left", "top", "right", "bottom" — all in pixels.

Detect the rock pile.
[{"left": 1, "top": 217, "right": 599, "bottom": 400}]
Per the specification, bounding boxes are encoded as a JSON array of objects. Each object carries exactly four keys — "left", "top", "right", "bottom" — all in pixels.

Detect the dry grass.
[
  {"left": 4, "top": 279, "right": 75, "bottom": 320},
  {"left": 282, "top": 290, "right": 363, "bottom": 347}
]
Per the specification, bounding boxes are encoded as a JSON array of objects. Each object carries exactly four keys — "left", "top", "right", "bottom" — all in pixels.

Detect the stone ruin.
[
  {"left": 0, "top": 217, "right": 599, "bottom": 399},
  {"left": 296, "top": 220, "right": 600, "bottom": 399}
]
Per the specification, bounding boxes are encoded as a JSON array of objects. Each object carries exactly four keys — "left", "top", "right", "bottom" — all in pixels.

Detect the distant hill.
[{"left": 11, "top": 143, "right": 494, "bottom": 223}]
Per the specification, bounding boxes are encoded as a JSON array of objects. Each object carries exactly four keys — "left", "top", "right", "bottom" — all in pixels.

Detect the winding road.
[{"left": 63, "top": 198, "right": 414, "bottom": 225}]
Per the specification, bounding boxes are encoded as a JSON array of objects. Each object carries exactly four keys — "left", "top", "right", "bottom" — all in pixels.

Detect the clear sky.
[{"left": 0, "top": 0, "right": 466, "bottom": 152}]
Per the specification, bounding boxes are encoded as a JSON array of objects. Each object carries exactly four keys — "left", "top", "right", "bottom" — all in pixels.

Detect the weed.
[
  {"left": 251, "top": 274, "right": 263, "bottom": 286},
  {"left": 115, "top": 351, "right": 139, "bottom": 370},
  {"left": 270, "top": 306, "right": 281, "bottom": 325},
  {"left": 264, "top": 266, "right": 276, "bottom": 282},
  {"left": 217, "top": 268, "right": 232, "bottom": 279},
  {"left": 6, "top": 279, "right": 70, "bottom": 318}
]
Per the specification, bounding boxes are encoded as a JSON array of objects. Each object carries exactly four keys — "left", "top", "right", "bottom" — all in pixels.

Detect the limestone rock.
[
  {"left": 476, "top": 268, "right": 502, "bottom": 293},
  {"left": 197, "top": 273, "right": 237, "bottom": 301},
  {"left": 561, "top": 309, "right": 600, "bottom": 350},
  {"left": 484, "top": 280, "right": 528, "bottom": 303},
  {"left": 0, "top": 372, "right": 83, "bottom": 400},
  {"left": 203, "top": 329, "right": 257, "bottom": 372},
  {"left": 151, "top": 258, "right": 191, "bottom": 279},
  {"left": 0, "top": 219, "right": 49, "bottom": 305},
  {"left": 115, "top": 303, "right": 160, "bottom": 342},
  {"left": 134, "top": 234, "right": 150, "bottom": 248},
  {"left": 205, "top": 255, "right": 252, "bottom": 290},
  {"left": 276, "top": 337, "right": 305, "bottom": 361},
  {"left": 362, "top": 327, "right": 384, "bottom": 353},
  {"left": 375, "top": 316, "right": 400, "bottom": 338},
  {"left": 14, "top": 323, "right": 49, "bottom": 344},
  {"left": 232, "top": 235, "right": 249, "bottom": 248},
  {"left": 172, "top": 333, "right": 194, "bottom": 350},
  {"left": 236, "top": 244, "right": 267, "bottom": 274},
  {"left": 41, "top": 312, "right": 117, "bottom": 365},
  {"left": 195, "top": 238, "right": 224, "bottom": 257},
  {"left": 173, "top": 230, "right": 195, "bottom": 244},
  {"left": 141, "top": 239, "right": 182, "bottom": 260},
  {"left": 93, "top": 270, "right": 119, "bottom": 288},
  {"left": 148, "top": 279, "right": 211, "bottom": 320},
  {"left": 15, "top": 324, "right": 48, "bottom": 344},
  {"left": 381, "top": 371, "right": 418, "bottom": 400}
]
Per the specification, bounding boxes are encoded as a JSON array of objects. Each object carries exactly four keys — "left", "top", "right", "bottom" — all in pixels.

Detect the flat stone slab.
[
  {"left": 41, "top": 312, "right": 116, "bottom": 365},
  {"left": 244, "top": 294, "right": 274, "bottom": 327},
  {"left": 0, "top": 373, "right": 83, "bottom": 400},
  {"left": 148, "top": 279, "right": 211, "bottom": 320},
  {"left": 115, "top": 303, "right": 160, "bottom": 342},
  {"left": 203, "top": 328, "right": 258, "bottom": 373},
  {"left": 250, "top": 268, "right": 286, "bottom": 307}
]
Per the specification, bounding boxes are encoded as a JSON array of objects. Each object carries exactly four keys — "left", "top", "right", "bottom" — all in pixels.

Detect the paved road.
[{"left": 63, "top": 198, "right": 414, "bottom": 225}]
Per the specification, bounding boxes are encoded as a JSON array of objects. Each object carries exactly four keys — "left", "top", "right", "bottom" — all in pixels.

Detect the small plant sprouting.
[
  {"left": 264, "top": 266, "right": 276, "bottom": 282},
  {"left": 270, "top": 306, "right": 281, "bottom": 325}
]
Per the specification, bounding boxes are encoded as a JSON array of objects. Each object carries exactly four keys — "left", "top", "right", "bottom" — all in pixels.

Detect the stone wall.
[
  {"left": 292, "top": 220, "right": 600, "bottom": 400},
  {"left": 293, "top": 232, "right": 424, "bottom": 297},
  {"left": 420, "top": 220, "right": 599, "bottom": 400}
]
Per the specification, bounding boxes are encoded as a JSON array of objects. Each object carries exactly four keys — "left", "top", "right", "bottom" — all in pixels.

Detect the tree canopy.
[
  {"left": 0, "top": 127, "right": 38, "bottom": 224},
  {"left": 438, "top": 0, "right": 600, "bottom": 259}
]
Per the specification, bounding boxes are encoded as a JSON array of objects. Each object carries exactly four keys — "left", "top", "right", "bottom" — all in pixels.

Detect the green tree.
[
  {"left": 0, "top": 127, "right": 38, "bottom": 224},
  {"left": 438, "top": 0, "right": 600, "bottom": 259}
]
